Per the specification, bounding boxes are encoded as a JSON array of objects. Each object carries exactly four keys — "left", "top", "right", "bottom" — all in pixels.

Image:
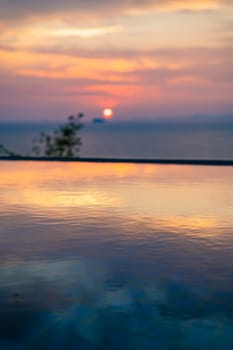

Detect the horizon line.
[{"left": 0, "top": 156, "right": 233, "bottom": 166}]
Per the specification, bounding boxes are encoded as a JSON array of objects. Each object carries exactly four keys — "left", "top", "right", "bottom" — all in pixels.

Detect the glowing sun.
[{"left": 103, "top": 108, "right": 113, "bottom": 119}]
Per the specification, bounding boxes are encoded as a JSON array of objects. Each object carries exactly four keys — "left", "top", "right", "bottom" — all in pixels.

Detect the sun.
[{"left": 103, "top": 108, "right": 113, "bottom": 119}]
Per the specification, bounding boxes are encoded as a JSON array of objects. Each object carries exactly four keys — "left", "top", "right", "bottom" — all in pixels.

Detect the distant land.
[{"left": 191, "top": 114, "right": 233, "bottom": 122}]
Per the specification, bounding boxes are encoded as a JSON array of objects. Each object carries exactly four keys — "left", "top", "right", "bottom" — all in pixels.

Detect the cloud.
[
  {"left": 0, "top": 0, "right": 232, "bottom": 120},
  {"left": 0, "top": 0, "right": 232, "bottom": 25},
  {"left": 52, "top": 25, "right": 121, "bottom": 38},
  {"left": 0, "top": 4, "right": 231, "bottom": 60},
  {"left": 0, "top": 45, "right": 232, "bottom": 111}
]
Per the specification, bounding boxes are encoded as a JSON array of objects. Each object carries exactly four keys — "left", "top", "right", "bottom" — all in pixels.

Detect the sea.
[
  {"left": 0, "top": 118, "right": 233, "bottom": 349},
  {"left": 0, "top": 120, "right": 233, "bottom": 159},
  {"left": 0, "top": 161, "right": 233, "bottom": 349}
]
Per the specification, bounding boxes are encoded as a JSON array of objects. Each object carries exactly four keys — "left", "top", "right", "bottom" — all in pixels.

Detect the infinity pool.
[{"left": 0, "top": 161, "right": 232, "bottom": 349}]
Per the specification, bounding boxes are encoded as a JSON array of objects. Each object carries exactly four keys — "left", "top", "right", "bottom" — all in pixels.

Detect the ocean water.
[
  {"left": 0, "top": 161, "right": 233, "bottom": 349},
  {"left": 0, "top": 121, "right": 233, "bottom": 159}
]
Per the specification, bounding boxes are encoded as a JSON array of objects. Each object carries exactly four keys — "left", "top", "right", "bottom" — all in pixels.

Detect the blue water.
[
  {"left": 0, "top": 161, "right": 233, "bottom": 349},
  {"left": 0, "top": 121, "right": 233, "bottom": 159}
]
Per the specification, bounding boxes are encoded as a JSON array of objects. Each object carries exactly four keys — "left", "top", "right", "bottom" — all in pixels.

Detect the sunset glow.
[{"left": 0, "top": 0, "right": 232, "bottom": 121}]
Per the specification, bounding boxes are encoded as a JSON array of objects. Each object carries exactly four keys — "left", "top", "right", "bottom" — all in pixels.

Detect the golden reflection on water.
[
  {"left": 0, "top": 161, "right": 232, "bottom": 234},
  {"left": 4, "top": 189, "right": 120, "bottom": 209},
  {"left": 150, "top": 216, "right": 220, "bottom": 237}
]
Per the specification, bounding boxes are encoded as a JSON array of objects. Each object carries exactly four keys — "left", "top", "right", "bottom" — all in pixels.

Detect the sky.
[{"left": 0, "top": 0, "right": 232, "bottom": 122}]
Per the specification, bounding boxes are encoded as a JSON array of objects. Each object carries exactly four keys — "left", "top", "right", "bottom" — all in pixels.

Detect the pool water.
[{"left": 0, "top": 162, "right": 233, "bottom": 349}]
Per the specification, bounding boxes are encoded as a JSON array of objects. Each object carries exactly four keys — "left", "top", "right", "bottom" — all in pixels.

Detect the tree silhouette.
[
  {"left": 0, "top": 144, "right": 20, "bottom": 157},
  {"left": 32, "top": 113, "right": 84, "bottom": 158}
]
